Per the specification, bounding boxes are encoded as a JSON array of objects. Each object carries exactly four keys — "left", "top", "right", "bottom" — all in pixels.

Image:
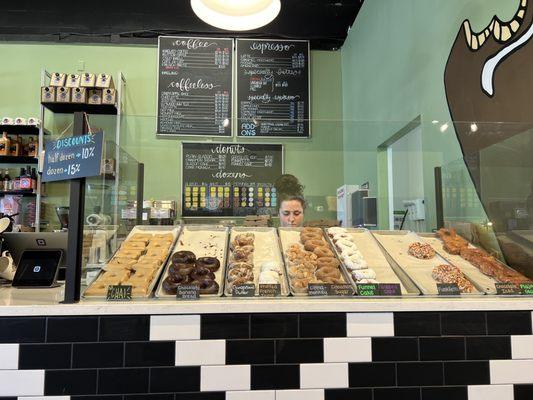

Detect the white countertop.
[{"left": 0, "top": 285, "right": 532, "bottom": 315}]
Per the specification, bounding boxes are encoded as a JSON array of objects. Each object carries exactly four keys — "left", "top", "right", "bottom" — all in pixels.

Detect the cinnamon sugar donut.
[
  {"left": 300, "top": 232, "right": 323, "bottom": 243},
  {"left": 316, "top": 266, "right": 341, "bottom": 280},
  {"left": 302, "top": 227, "right": 323, "bottom": 235},
  {"left": 316, "top": 257, "right": 340, "bottom": 268},
  {"left": 313, "top": 246, "right": 334, "bottom": 258},
  {"left": 304, "top": 239, "right": 325, "bottom": 252}
]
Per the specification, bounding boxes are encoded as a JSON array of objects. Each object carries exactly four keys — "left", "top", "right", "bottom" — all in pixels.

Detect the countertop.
[{"left": 0, "top": 285, "right": 532, "bottom": 316}]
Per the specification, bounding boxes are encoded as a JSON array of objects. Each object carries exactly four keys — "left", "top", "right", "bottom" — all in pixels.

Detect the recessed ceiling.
[{"left": 0, "top": 0, "right": 364, "bottom": 50}]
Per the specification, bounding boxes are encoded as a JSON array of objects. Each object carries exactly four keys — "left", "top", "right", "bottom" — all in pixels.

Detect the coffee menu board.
[
  {"left": 157, "top": 36, "right": 233, "bottom": 137},
  {"left": 236, "top": 39, "right": 310, "bottom": 138},
  {"left": 182, "top": 143, "right": 283, "bottom": 217}
]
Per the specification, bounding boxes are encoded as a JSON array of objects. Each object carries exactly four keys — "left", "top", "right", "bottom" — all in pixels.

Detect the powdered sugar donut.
[
  {"left": 328, "top": 227, "right": 347, "bottom": 236},
  {"left": 353, "top": 269, "right": 376, "bottom": 280},
  {"left": 358, "top": 278, "right": 379, "bottom": 284},
  {"left": 336, "top": 239, "right": 356, "bottom": 249}
]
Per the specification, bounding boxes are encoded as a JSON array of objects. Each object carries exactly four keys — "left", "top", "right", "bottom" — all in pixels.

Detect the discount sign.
[{"left": 42, "top": 132, "right": 104, "bottom": 182}]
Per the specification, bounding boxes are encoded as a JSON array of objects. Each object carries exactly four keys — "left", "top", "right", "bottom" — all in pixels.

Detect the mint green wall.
[
  {"left": 341, "top": 0, "right": 518, "bottom": 230},
  {"left": 0, "top": 43, "right": 344, "bottom": 221}
]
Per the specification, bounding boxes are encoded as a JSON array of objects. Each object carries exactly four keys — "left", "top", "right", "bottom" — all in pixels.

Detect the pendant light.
[{"left": 190, "top": 0, "right": 281, "bottom": 31}]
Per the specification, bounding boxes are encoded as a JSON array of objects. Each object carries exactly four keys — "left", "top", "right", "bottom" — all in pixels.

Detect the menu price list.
[
  {"left": 181, "top": 143, "right": 283, "bottom": 217},
  {"left": 237, "top": 39, "right": 310, "bottom": 138},
  {"left": 157, "top": 36, "right": 233, "bottom": 136}
]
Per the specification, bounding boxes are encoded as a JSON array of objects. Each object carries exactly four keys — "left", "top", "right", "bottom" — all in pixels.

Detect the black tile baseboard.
[
  {"left": 47, "top": 316, "right": 99, "bottom": 342},
  {"left": 349, "top": 362, "right": 396, "bottom": 387},
  {"left": 374, "top": 387, "right": 421, "bottom": 400},
  {"left": 251, "top": 364, "right": 300, "bottom": 389},
  {"left": 325, "top": 388, "right": 373, "bottom": 400},
  {"left": 465, "top": 336, "right": 511, "bottom": 360},
  {"left": 251, "top": 313, "right": 299, "bottom": 338},
  {"left": 0, "top": 317, "right": 45, "bottom": 343},
  {"left": 45, "top": 369, "right": 98, "bottom": 395},
  {"left": 515, "top": 384, "right": 533, "bottom": 400},
  {"left": 98, "top": 368, "right": 150, "bottom": 394},
  {"left": 19, "top": 343, "right": 72, "bottom": 369},
  {"left": 275, "top": 338, "right": 323, "bottom": 363},
  {"left": 394, "top": 313, "right": 441, "bottom": 336},
  {"left": 421, "top": 386, "right": 467, "bottom": 400},
  {"left": 226, "top": 339, "right": 275, "bottom": 365},
  {"left": 441, "top": 312, "right": 487, "bottom": 336},
  {"left": 397, "top": 362, "right": 443, "bottom": 386},
  {"left": 487, "top": 311, "right": 532, "bottom": 335},
  {"left": 99, "top": 316, "right": 150, "bottom": 342},
  {"left": 372, "top": 337, "right": 419, "bottom": 361},
  {"left": 125, "top": 341, "right": 175, "bottom": 367},
  {"left": 443, "top": 361, "right": 490, "bottom": 385},
  {"left": 201, "top": 314, "right": 249, "bottom": 339},
  {"left": 175, "top": 393, "right": 225, "bottom": 400},
  {"left": 149, "top": 367, "right": 201, "bottom": 393},
  {"left": 73, "top": 343, "right": 124, "bottom": 368},
  {"left": 299, "top": 313, "right": 346, "bottom": 337},
  {"left": 419, "top": 337, "right": 465, "bottom": 361}
]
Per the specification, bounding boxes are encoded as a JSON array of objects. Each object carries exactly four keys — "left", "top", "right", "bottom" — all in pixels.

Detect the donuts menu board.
[
  {"left": 236, "top": 39, "right": 310, "bottom": 138},
  {"left": 181, "top": 142, "right": 283, "bottom": 217},
  {"left": 157, "top": 36, "right": 233, "bottom": 136}
]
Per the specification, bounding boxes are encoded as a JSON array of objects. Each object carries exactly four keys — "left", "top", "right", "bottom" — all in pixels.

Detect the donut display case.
[
  {"left": 278, "top": 227, "right": 352, "bottom": 296},
  {"left": 224, "top": 227, "right": 289, "bottom": 297},
  {"left": 371, "top": 230, "right": 485, "bottom": 295},
  {"left": 155, "top": 225, "right": 229, "bottom": 297},
  {"left": 419, "top": 229, "right": 530, "bottom": 294},
  {"left": 83, "top": 226, "right": 180, "bottom": 299},
  {"left": 325, "top": 227, "right": 419, "bottom": 296}
]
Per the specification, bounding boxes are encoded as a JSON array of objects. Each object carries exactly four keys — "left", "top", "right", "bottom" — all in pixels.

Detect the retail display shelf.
[
  {"left": 0, "top": 125, "right": 50, "bottom": 135},
  {"left": 0, "top": 156, "right": 38, "bottom": 164},
  {"left": 41, "top": 102, "right": 118, "bottom": 115},
  {"left": 0, "top": 190, "right": 37, "bottom": 196}
]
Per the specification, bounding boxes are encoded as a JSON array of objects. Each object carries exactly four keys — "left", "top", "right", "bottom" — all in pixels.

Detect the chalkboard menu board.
[
  {"left": 181, "top": 142, "right": 283, "bottom": 217},
  {"left": 236, "top": 39, "right": 310, "bottom": 138},
  {"left": 157, "top": 36, "right": 233, "bottom": 137}
]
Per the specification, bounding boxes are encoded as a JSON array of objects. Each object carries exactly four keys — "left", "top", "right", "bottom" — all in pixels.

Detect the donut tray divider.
[
  {"left": 371, "top": 230, "right": 485, "bottom": 296},
  {"left": 82, "top": 225, "right": 182, "bottom": 299},
  {"left": 277, "top": 227, "right": 354, "bottom": 297},
  {"left": 324, "top": 228, "right": 420, "bottom": 297},
  {"left": 224, "top": 226, "right": 290, "bottom": 298},
  {"left": 418, "top": 232, "right": 500, "bottom": 295},
  {"left": 155, "top": 225, "right": 229, "bottom": 298}
]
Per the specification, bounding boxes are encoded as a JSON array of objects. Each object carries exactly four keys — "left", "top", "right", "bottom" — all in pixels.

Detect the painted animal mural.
[{"left": 444, "top": 0, "right": 533, "bottom": 275}]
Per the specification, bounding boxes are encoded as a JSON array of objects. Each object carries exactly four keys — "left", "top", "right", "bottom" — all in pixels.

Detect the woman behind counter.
[{"left": 275, "top": 174, "right": 306, "bottom": 227}]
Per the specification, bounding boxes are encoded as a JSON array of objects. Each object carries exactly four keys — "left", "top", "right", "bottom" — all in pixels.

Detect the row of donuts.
[
  {"left": 285, "top": 227, "right": 346, "bottom": 293},
  {"left": 226, "top": 233, "right": 255, "bottom": 290},
  {"left": 85, "top": 232, "right": 174, "bottom": 296},
  {"left": 327, "top": 227, "right": 378, "bottom": 284}
]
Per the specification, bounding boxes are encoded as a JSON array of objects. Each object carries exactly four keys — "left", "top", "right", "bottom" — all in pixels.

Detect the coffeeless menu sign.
[
  {"left": 236, "top": 39, "right": 310, "bottom": 138},
  {"left": 181, "top": 142, "right": 283, "bottom": 217},
  {"left": 42, "top": 132, "right": 103, "bottom": 182},
  {"left": 157, "top": 36, "right": 233, "bottom": 137}
]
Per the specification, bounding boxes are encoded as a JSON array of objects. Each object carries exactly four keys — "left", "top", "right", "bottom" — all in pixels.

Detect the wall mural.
[{"left": 444, "top": 0, "right": 533, "bottom": 276}]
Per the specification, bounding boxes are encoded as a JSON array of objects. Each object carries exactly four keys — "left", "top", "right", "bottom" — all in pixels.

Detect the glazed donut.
[
  {"left": 314, "top": 246, "right": 334, "bottom": 258},
  {"left": 191, "top": 266, "right": 216, "bottom": 282},
  {"left": 332, "top": 233, "right": 351, "bottom": 242},
  {"left": 196, "top": 257, "right": 220, "bottom": 272},
  {"left": 172, "top": 250, "right": 196, "bottom": 265},
  {"left": 328, "top": 227, "right": 347, "bottom": 236},
  {"left": 229, "top": 276, "right": 253, "bottom": 287},
  {"left": 316, "top": 266, "right": 341, "bottom": 280},
  {"left": 232, "top": 233, "right": 255, "bottom": 248},
  {"left": 304, "top": 239, "right": 325, "bottom": 252},
  {"left": 169, "top": 263, "right": 194, "bottom": 277},
  {"left": 320, "top": 276, "right": 345, "bottom": 284},
  {"left": 317, "top": 257, "right": 340, "bottom": 268},
  {"left": 292, "top": 278, "right": 311, "bottom": 291},
  {"left": 289, "top": 266, "right": 313, "bottom": 279},
  {"left": 192, "top": 279, "right": 219, "bottom": 294}
]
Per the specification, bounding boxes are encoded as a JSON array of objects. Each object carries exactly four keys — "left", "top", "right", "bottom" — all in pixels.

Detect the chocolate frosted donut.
[
  {"left": 162, "top": 277, "right": 180, "bottom": 294},
  {"left": 191, "top": 279, "right": 219, "bottom": 294},
  {"left": 171, "top": 251, "right": 196, "bottom": 265},
  {"left": 169, "top": 263, "right": 194, "bottom": 277},
  {"left": 191, "top": 266, "right": 216, "bottom": 282},
  {"left": 196, "top": 257, "right": 220, "bottom": 272}
]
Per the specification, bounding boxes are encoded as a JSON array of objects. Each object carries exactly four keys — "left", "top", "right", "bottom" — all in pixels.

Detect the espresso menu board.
[
  {"left": 236, "top": 39, "right": 310, "bottom": 138},
  {"left": 182, "top": 143, "right": 283, "bottom": 217},
  {"left": 157, "top": 36, "right": 233, "bottom": 136}
]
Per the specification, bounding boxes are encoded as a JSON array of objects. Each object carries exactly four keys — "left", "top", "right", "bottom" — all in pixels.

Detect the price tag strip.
[
  {"left": 106, "top": 285, "right": 132, "bottom": 301},
  {"left": 308, "top": 283, "right": 353, "bottom": 297},
  {"left": 176, "top": 284, "right": 200, "bottom": 300},
  {"left": 232, "top": 284, "right": 255, "bottom": 297}
]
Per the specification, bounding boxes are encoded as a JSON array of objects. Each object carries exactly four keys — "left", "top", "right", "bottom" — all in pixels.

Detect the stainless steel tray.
[
  {"left": 278, "top": 227, "right": 353, "bottom": 297},
  {"left": 155, "top": 225, "right": 229, "bottom": 298},
  {"left": 325, "top": 227, "right": 419, "bottom": 296},
  {"left": 83, "top": 225, "right": 181, "bottom": 299},
  {"left": 371, "top": 230, "right": 484, "bottom": 296},
  {"left": 418, "top": 233, "right": 500, "bottom": 294},
  {"left": 224, "top": 227, "right": 289, "bottom": 297}
]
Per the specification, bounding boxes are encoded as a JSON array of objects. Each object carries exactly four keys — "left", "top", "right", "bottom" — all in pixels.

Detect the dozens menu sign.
[
  {"left": 181, "top": 142, "right": 283, "bottom": 217},
  {"left": 157, "top": 36, "right": 233, "bottom": 136},
  {"left": 236, "top": 39, "right": 310, "bottom": 138}
]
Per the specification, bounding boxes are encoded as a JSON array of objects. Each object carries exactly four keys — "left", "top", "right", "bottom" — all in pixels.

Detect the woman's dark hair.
[{"left": 274, "top": 174, "right": 304, "bottom": 198}]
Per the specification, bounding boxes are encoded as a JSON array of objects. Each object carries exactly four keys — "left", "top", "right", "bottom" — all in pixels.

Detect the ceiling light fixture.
[{"left": 190, "top": 0, "right": 281, "bottom": 31}]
